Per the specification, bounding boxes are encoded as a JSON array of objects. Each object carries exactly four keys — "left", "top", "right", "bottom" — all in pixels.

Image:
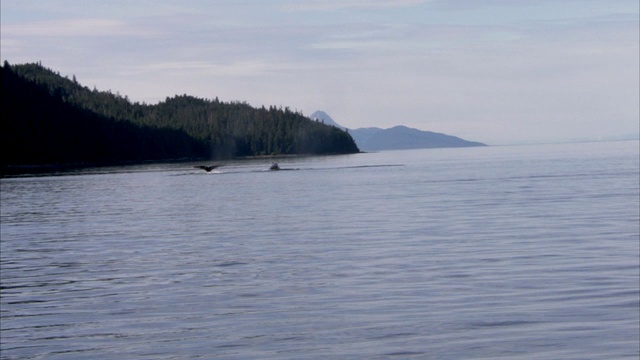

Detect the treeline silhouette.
[{"left": 1, "top": 62, "right": 359, "bottom": 173}]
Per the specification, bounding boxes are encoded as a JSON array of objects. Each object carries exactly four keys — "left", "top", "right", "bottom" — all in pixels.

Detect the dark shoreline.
[
  {"left": 0, "top": 158, "right": 205, "bottom": 178},
  {"left": 1, "top": 152, "right": 366, "bottom": 178}
]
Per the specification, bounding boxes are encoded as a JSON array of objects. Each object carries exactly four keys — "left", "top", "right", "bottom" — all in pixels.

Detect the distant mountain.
[
  {"left": 350, "top": 126, "right": 486, "bottom": 151},
  {"left": 309, "top": 110, "right": 347, "bottom": 130},
  {"left": 310, "top": 111, "right": 487, "bottom": 151}
]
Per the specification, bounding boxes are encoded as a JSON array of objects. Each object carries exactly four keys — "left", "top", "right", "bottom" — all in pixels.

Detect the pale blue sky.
[{"left": 2, "top": 0, "right": 638, "bottom": 144}]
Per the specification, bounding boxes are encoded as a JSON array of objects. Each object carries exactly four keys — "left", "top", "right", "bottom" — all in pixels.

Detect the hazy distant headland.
[
  {"left": 310, "top": 111, "right": 486, "bottom": 151},
  {"left": 0, "top": 62, "right": 359, "bottom": 174}
]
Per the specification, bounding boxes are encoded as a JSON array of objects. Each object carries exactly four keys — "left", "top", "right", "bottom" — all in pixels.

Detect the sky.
[{"left": 1, "top": 0, "right": 638, "bottom": 144}]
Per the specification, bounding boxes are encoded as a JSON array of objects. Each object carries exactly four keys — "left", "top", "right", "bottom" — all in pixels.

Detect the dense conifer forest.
[{"left": 1, "top": 62, "right": 359, "bottom": 173}]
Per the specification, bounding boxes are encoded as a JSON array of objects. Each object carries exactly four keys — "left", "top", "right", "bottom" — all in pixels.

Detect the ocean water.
[{"left": 1, "top": 141, "right": 638, "bottom": 359}]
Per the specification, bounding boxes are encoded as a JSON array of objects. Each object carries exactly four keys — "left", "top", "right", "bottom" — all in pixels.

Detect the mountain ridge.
[{"left": 311, "top": 111, "right": 487, "bottom": 151}]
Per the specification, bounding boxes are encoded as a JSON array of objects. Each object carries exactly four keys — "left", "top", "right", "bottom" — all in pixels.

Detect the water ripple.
[{"left": 1, "top": 141, "right": 638, "bottom": 359}]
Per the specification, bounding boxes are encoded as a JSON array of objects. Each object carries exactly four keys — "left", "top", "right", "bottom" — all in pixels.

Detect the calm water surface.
[{"left": 1, "top": 141, "right": 639, "bottom": 359}]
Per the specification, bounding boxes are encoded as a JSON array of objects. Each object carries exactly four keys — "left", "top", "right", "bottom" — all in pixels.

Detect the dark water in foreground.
[{"left": 1, "top": 141, "right": 639, "bottom": 359}]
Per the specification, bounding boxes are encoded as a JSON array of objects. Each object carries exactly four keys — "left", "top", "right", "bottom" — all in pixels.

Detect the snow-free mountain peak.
[{"left": 309, "top": 111, "right": 347, "bottom": 130}]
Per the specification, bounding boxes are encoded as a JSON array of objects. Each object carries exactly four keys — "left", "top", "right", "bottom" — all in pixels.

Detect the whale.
[{"left": 194, "top": 165, "right": 222, "bottom": 172}]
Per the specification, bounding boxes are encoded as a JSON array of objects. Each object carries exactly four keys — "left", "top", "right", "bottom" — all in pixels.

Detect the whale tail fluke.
[{"left": 195, "top": 164, "right": 222, "bottom": 172}]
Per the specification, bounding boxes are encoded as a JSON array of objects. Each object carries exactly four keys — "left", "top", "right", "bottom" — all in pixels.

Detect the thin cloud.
[
  {"left": 124, "top": 57, "right": 319, "bottom": 79},
  {"left": 2, "top": 18, "right": 153, "bottom": 38},
  {"left": 282, "top": 0, "right": 429, "bottom": 11}
]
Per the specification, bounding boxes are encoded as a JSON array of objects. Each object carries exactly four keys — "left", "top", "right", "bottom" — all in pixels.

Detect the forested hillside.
[{"left": 1, "top": 62, "right": 358, "bottom": 172}]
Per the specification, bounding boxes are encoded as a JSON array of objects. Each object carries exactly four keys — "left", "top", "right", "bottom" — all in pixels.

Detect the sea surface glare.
[{"left": 1, "top": 141, "right": 638, "bottom": 359}]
